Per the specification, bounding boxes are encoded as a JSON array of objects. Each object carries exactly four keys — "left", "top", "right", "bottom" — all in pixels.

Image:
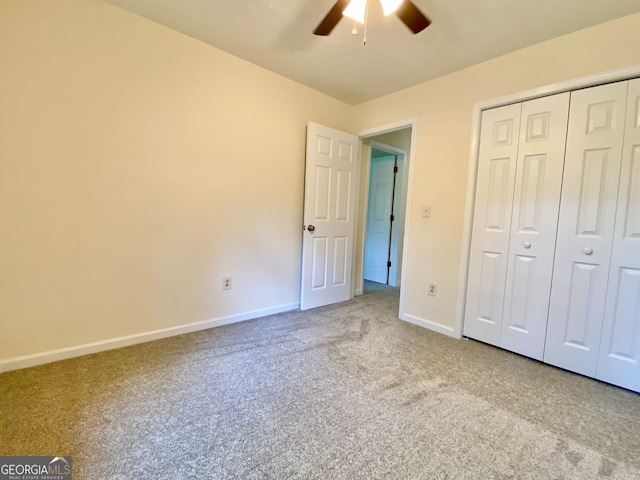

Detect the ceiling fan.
[{"left": 313, "top": 0, "right": 431, "bottom": 36}]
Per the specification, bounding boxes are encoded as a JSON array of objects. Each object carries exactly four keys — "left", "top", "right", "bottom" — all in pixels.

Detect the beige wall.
[
  {"left": 0, "top": 0, "right": 352, "bottom": 363},
  {"left": 353, "top": 13, "right": 640, "bottom": 333}
]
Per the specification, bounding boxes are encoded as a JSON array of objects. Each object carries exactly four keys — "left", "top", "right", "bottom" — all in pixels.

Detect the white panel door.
[
  {"left": 463, "top": 103, "right": 522, "bottom": 346},
  {"left": 597, "top": 78, "right": 640, "bottom": 393},
  {"left": 300, "top": 122, "right": 360, "bottom": 310},
  {"left": 500, "top": 93, "right": 570, "bottom": 360},
  {"left": 544, "top": 81, "right": 628, "bottom": 376},
  {"left": 364, "top": 156, "right": 395, "bottom": 284}
]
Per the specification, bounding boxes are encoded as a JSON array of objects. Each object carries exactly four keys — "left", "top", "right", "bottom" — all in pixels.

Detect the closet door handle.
[
  {"left": 583, "top": 246, "right": 593, "bottom": 256},
  {"left": 523, "top": 242, "right": 531, "bottom": 249}
]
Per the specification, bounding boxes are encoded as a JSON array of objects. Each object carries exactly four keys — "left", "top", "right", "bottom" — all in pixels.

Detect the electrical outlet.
[
  {"left": 428, "top": 282, "right": 438, "bottom": 297},
  {"left": 422, "top": 205, "right": 432, "bottom": 218},
  {"left": 222, "top": 276, "right": 232, "bottom": 290}
]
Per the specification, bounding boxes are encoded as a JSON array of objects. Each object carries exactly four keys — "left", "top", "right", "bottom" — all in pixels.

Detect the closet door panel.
[
  {"left": 464, "top": 104, "right": 521, "bottom": 346},
  {"left": 500, "top": 93, "right": 570, "bottom": 360},
  {"left": 544, "top": 81, "right": 628, "bottom": 376},
  {"left": 597, "top": 78, "right": 640, "bottom": 393}
]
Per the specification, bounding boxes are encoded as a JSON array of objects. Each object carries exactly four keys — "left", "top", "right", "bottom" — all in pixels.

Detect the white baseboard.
[
  {"left": 400, "top": 312, "right": 460, "bottom": 339},
  {"left": 354, "top": 288, "right": 363, "bottom": 296},
  {"left": 0, "top": 302, "right": 299, "bottom": 374}
]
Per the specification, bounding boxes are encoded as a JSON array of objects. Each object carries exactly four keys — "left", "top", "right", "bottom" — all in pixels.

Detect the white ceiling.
[{"left": 103, "top": 0, "right": 640, "bottom": 105}]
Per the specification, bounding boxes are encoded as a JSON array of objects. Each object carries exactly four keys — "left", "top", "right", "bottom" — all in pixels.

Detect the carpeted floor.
[{"left": 1, "top": 282, "right": 639, "bottom": 479}]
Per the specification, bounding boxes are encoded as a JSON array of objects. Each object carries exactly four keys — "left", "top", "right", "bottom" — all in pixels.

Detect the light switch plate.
[{"left": 422, "top": 205, "right": 432, "bottom": 218}]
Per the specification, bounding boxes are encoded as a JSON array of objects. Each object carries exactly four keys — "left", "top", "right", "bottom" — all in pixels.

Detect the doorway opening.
[
  {"left": 356, "top": 123, "right": 413, "bottom": 296},
  {"left": 364, "top": 145, "right": 403, "bottom": 286}
]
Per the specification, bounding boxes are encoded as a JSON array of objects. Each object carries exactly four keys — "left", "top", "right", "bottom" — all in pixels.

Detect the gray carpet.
[{"left": 1, "top": 282, "right": 639, "bottom": 479}]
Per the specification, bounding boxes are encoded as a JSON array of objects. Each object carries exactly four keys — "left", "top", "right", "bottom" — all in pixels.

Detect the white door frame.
[
  {"left": 363, "top": 141, "right": 407, "bottom": 287},
  {"left": 455, "top": 65, "right": 640, "bottom": 339},
  {"left": 357, "top": 118, "right": 418, "bottom": 318}
]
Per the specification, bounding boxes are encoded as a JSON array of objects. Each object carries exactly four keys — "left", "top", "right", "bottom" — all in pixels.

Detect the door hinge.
[
  {"left": 390, "top": 214, "right": 395, "bottom": 222},
  {"left": 393, "top": 165, "right": 398, "bottom": 173},
  {"left": 387, "top": 261, "right": 392, "bottom": 268}
]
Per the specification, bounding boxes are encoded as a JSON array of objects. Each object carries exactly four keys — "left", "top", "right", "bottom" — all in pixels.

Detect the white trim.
[
  {"left": 0, "top": 302, "right": 299, "bottom": 373},
  {"left": 358, "top": 117, "right": 417, "bottom": 139},
  {"left": 455, "top": 64, "right": 640, "bottom": 340},
  {"left": 474, "top": 65, "right": 640, "bottom": 112},
  {"left": 368, "top": 140, "right": 406, "bottom": 155},
  {"left": 355, "top": 141, "right": 372, "bottom": 294},
  {"left": 452, "top": 101, "right": 482, "bottom": 339},
  {"left": 354, "top": 288, "right": 364, "bottom": 296},
  {"left": 400, "top": 312, "right": 457, "bottom": 338},
  {"left": 399, "top": 120, "right": 418, "bottom": 331},
  {"left": 350, "top": 138, "right": 364, "bottom": 300}
]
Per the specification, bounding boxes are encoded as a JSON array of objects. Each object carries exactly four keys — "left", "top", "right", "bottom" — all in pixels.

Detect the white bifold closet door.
[
  {"left": 464, "top": 93, "right": 570, "bottom": 360},
  {"left": 463, "top": 103, "right": 521, "bottom": 346},
  {"left": 596, "top": 78, "right": 640, "bottom": 392},
  {"left": 544, "top": 82, "right": 628, "bottom": 376},
  {"left": 499, "top": 93, "right": 570, "bottom": 360}
]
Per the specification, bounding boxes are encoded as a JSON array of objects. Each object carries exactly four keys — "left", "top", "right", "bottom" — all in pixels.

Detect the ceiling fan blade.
[
  {"left": 313, "top": 0, "right": 350, "bottom": 36},
  {"left": 396, "top": 0, "right": 431, "bottom": 34}
]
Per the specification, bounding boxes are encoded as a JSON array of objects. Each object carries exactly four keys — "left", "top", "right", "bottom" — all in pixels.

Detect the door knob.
[
  {"left": 523, "top": 242, "right": 531, "bottom": 249},
  {"left": 307, "top": 225, "right": 316, "bottom": 232},
  {"left": 583, "top": 246, "right": 593, "bottom": 255}
]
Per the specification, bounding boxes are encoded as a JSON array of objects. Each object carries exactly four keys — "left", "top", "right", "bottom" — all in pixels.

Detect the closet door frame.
[{"left": 456, "top": 65, "right": 640, "bottom": 339}]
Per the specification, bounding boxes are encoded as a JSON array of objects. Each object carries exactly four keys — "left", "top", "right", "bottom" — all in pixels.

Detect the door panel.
[
  {"left": 499, "top": 93, "right": 570, "bottom": 360},
  {"left": 475, "top": 251, "right": 502, "bottom": 321},
  {"left": 506, "top": 253, "right": 537, "bottom": 332},
  {"left": 463, "top": 104, "right": 522, "bottom": 346},
  {"left": 311, "top": 237, "right": 328, "bottom": 289},
  {"left": 301, "top": 122, "right": 359, "bottom": 310},
  {"left": 485, "top": 158, "right": 512, "bottom": 230},
  {"left": 544, "top": 81, "right": 628, "bottom": 375},
  {"left": 333, "top": 236, "right": 348, "bottom": 285},
  {"left": 314, "top": 165, "right": 331, "bottom": 219},
  {"left": 335, "top": 169, "right": 351, "bottom": 220},
  {"left": 563, "top": 262, "right": 598, "bottom": 349},
  {"left": 577, "top": 149, "right": 611, "bottom": 235},
  {"left": 597, "top": 78, "right": 640, "bottom": 392}
]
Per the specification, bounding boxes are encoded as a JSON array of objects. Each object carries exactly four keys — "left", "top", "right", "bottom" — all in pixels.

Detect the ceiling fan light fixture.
[
  {"left": 343, "top": 0, "right": 367, "bottom": 24},
  {"left": 379, "top": 0, "right": 404, "bottom": 16},
  {"left": 313, "top": 0, "right": 429, "bottom": 36}
]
